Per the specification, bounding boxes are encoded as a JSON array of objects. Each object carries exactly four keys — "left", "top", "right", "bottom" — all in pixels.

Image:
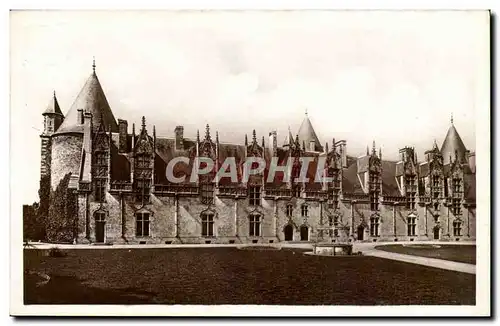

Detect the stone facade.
[{"left": 39, "top": 66, "right": 477, "bottom": 245}]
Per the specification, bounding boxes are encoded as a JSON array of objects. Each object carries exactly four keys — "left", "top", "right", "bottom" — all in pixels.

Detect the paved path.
[{"left": 362, "top": 248, "right": 476, "bottom": 274}]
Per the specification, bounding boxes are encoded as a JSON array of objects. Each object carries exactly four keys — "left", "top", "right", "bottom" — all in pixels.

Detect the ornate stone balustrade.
[{"left": 342, "top": 192, "right": 370, "bottom": 201}]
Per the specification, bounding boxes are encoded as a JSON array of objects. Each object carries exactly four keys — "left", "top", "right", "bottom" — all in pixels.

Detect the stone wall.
[
  {"left": 75, "top": 190, "right": 476, "bottom": 244},
  {"left": 50, "top": 134, "right": 83, "bottom": 190}
]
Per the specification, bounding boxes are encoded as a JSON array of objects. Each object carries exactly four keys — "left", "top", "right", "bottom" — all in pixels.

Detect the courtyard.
[{"left": 24, "top": 246, "right": 475, "bottom": 305}]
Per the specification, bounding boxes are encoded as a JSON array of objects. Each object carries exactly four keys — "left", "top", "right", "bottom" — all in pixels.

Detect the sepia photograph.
[{"left": 9, "top": 9, "right": 491, "bottom": 316}]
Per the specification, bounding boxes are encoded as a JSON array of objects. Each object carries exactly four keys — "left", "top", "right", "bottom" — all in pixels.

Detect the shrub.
[{"left": 46, "top": 173, "right": 78, "bottom": 243}]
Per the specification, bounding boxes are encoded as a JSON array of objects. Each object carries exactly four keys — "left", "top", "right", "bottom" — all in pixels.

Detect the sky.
[{"left": 10, "top": 10, "right": 488, "bottom": 203}]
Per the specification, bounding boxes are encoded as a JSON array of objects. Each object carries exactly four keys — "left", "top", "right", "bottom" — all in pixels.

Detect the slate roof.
[
  {"left": 441, "top": 123, "right": 468, "bottom": 165},
  {"left": 55, "top": 69, "right": 118, "bottom": 135},
  {"left": 296, "top": 114, "right": 323, "bottom": 152},
  {"left": 43, "top": 92, "right": 63, "bottom": 116}
]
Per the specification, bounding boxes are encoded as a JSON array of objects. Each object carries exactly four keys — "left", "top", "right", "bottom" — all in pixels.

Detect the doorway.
[
  {"left": 95, "top": 211, "right": 106, "bottom": 243},
  {"left": 357, "top": 226, "right": 364, "bottom": 241},
  {"left": 284, "top": 224, "right": 293, "bottom": 241},
  {"left": 433, "top": 227, "right": 440, "bottom": 240},
  {"left": 300, "top": 225, "right": 309, "bottom": 241}
]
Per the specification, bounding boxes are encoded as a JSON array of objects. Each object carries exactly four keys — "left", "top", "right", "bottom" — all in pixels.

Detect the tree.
[{"left": 46, "top": 173, "right": 78, "bottom": 243}]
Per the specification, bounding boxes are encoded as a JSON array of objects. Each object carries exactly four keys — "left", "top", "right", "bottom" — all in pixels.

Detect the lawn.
[
  {"left": 375, "top": 244, "right": 476, "bottom": 264},
  {"left": 24, "top": 247, "right": 475, "bottom": 305}
]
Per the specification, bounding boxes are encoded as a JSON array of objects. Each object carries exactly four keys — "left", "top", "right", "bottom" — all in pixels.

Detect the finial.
[
  {"left": 379, "top": 147, "right": 382, "bottom": 159},
  {"left": 132, "top": 123, "right": 135, "bottom": 136},
  {"left": 302, "top": 140, "right": 306, "bottom": 151},
  {"left": 295, "top": 134, "right": 299, "bottom": 146},
  {"left": 245, "top": 134, "right": 248, "bottom": 146},
  {"left": 216, "top": 131, "right": 219, "bottom": 143},
  {"left": 92, "top": 56, "right": 96, "bottom": 73},
  {"left": 153, "top": 125, "right": 156, "bottom": 137},
  {"left": 197, "top": 129, "right": 200, "bottom": 142},
  {"left": 53, "top": 90, "right": 56, "bottom": 98},
  {"left": 252, "top": 129, "right": 256, "bottom": 143},
  {"left": 141, "top": 116, "right": 146, "bottom": 130},
  {"left": 262, "top": 136, "right": 265, "bottom": 148},
  {"left": 451, "top": 112, "right": 454, "bottom": 125},
  {"left": 325, "top": 142, "right": 329, "bottom": 153},
  {"left": 372, "top": 140, "right": 376, "bottom": 155},
  {"left": 366, "top": 146, "right": 369, "bottom": 156},
  {"left": 305, "top": 108, "right": 308, "bottom": 116},
  {"left": 205, "top": 124, "right": 211, "bottom": 141}
]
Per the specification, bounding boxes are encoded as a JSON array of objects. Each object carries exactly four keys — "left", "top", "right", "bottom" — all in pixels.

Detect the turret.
[{"left": 40, "top": 91, "right": 64, "bottom": 179}]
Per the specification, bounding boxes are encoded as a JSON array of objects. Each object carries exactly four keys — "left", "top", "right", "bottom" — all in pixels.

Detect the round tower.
[{"left": 50, "top": 61, "right": 119, "bottom": 189}]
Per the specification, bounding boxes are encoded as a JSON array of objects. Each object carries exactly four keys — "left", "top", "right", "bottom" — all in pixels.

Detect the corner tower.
[
  {"left": 50, "top": 60, "right": 119, "bottom": 189},
  {"left": 40, "top": 91, "right": 64, "bottom": 179}
]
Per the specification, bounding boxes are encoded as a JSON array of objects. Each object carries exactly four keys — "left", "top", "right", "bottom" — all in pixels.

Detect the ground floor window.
[
  {"left": 407, "top": 216, "right": 416, "bottom": 236},
  {"left": 136, "top": 212, "right": 150, "bottom": 237},
  {"left": 453, "top": 221, "right": 462, "bottom": 236},
  {"left": 249, "top": 214, "right": 261, "bottom": 236},
  {"left": 201, "top": 212, "right": 215, "bottom": 236},
  {"left": 370, "top": 217, "right": 379, "bottom": 237}
]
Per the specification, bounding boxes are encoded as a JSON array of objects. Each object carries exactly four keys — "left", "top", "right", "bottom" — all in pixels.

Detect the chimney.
[
  {"left": 77, "top": 109, "right": 84, "bottom": 124},
  {"left": 269, "top": 131, "right": 277, "bottom": 156},
  {"left": 175, "top": 126, "right": 184, "bottom": 151},
  {"left": 118, "top": 119, "right": 128, "bottom": 153},
  {"left": 337, "top": 140, "right": 347, "bottom": 168}
]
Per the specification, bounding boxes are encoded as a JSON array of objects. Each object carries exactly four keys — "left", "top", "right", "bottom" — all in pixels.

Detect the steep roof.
[
  {"left": 43, "top": 92, "right": 63, "bottom": 116},
  {"left": 55, "top": 67, "right": 118, "bottom": 135},
  {"left": 297, "top": 113, "right": 323, "bottom": 152},
  {"left": 440, "top": 123, "right": 467, "bottom": 165}
]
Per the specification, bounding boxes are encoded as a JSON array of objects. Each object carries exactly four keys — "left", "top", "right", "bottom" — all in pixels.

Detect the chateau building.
[{"left": 40, "top": 63, "right": 476, "bottom": 244}]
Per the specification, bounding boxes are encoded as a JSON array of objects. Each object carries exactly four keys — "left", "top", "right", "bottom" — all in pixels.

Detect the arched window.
[
  {"left": 369, "top": 216, "right": 379, "bottom": 237},
  {"left": 136, "top": 211, "right": 150, "bottom": 237},
  {"left": 201, "top": 212, "right": 215, "bottom": 237},
  {"left": 407, "top": 216, "right": 417, "bottom": 236},
  {"left": 249, "top": 214, "right": 261, "bottom": 236}
]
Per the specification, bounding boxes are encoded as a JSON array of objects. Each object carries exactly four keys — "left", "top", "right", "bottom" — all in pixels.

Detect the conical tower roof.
[
  {"left": 297, "top": 112, "right": 323, "bottom": 152},
  {"left": 43, "top": 91, "right": 63, "bottom": 116},
  {"left": 55, "top": 63, "right": 118, "bottom": 135},
  {"left": 440, "top": 119, "right": 467, "bottom": 165}
]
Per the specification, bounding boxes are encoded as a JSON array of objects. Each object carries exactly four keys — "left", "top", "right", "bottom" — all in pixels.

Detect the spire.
[
  {"left": 297, "top": 112, "right": 323, "bottom": 152},
  {"left": 251, "top": 129, "right": 256, "bottom": 144},
  {"left": 441, "top": 120, "right": 467, "bottom": 165},
  {"left": 366, "top": 146, "right": 369, "bottom": 156},
  {"left": 379, "top": 147, "right": 382, "bottom": 160},
  {"left": 197, "top": 129, "right": 200, "bottom": 142},
  {"left": 153, "top": 125, "right": 156, "bottom": 138},
  {"left": 54, "top": 63, "right": 118, "bottom": 135},
  {"left": 216, "top": 131, "right": 219, "bottom": 144},
  {"left": 372, "top": 140, "right": 376, "bottom": 156},
  {"left": 132, "top": 123, "right": 136, "bottom": 136},
  {"left": 43, "top": 90, "right": 63, "bottom": 116},
  {"left": 325, "top": 142, "right": 329, "bottom": 154},
  {"left": 245, "top": 134, "right": 248, "bottom": 146},
  {"left": 141, "top": 116, "right": 146, "bottom": 131},
  {"left": 262, "top": 136, "right": 265, "bottom": 148},
  {"left": 205, "top": 124, "right": 211, "bottom": 141},
  {"left": 288, "top": 126, "right": 294, "bottom": 146}
]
